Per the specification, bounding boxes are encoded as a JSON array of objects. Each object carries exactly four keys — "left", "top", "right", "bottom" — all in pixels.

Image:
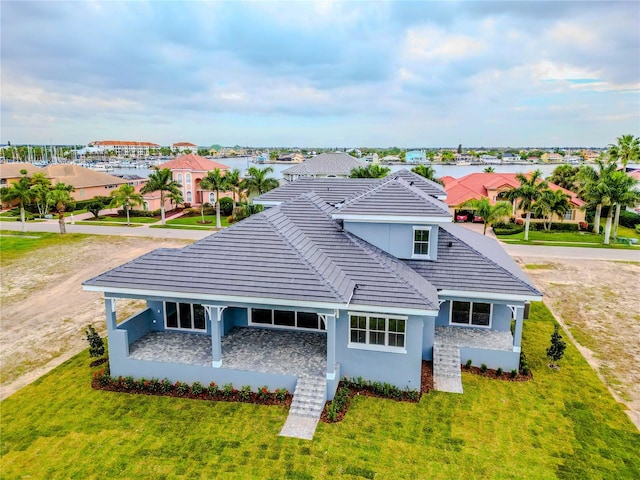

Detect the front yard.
[
  {"left": 497, "top": 228, "right": 639, "bottom": 248},
  {"left": 1, "top": 303, "right": 638, "bottom": 479}
]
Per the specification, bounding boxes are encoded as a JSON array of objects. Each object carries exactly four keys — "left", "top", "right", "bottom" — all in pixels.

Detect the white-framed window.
[
  {"left": 249, "top": 308, "right": 325, "bottom": 330},
  {"left": 348, "top": 312, "right": 407, "bottom": 352},
  {"left": 412, "top": 226, "right": 432, "bottom": 259},
  {"left": 164, "top": 302, "right": 207, "bottom": 331},
  {"left": 209, "top": 192, "right": 215, "bottom": 203},
  {"left": 186, "top": 173, "right": 192, "bottom": 185},
  {"left": 177, "top": 173, "right": 183, "bottom": 183},
  {"left": 449, "top": 301, "right": 492, "bottom": 328},
  {"left": 186, "top": 191, "right": 192, "bottom": 202},
  {"left": 564, "top": 210, "right": 574, "bottom": 221}
]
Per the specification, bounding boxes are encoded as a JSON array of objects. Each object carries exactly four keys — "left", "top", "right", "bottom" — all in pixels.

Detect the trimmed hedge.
[
  {"left": 117, "top": 209, "right": 160, "bottom": 217},
  {"left": 493, "top": 223, "right": 524, "bottom": 235},
  {"left": 619, "top": 210, "right": 640, "bottom": 229}
]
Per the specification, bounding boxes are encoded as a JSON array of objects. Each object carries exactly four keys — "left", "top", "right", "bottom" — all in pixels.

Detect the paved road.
[
  {"left": 503, "top": 243, "right": 640, "bottom": 261},
  {"left": 2, "top": 219, "right": 639, "bottom": 260}
]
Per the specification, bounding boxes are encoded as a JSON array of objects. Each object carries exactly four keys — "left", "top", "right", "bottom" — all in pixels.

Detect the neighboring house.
[
  {"left": 278, "top": 153, "right": 305, "bottom": 163},
  {"left": 84, "top": 169, "right": 540, "bottom": 404},
  {"left": 0, "top": 163, "right": 48, "bottom": 208},
  {"left": 501, "top": 153, "right": 521, "bottom": 163},
  {"left": 441, "top": 172, "right": 586, "bottom": 223},
  {"left": 282, "top": 152, "right": 365, "bottom": 181},
  {"left": 541, "top": 153, "right": 564, "bottom": 162},
  {"left": 172, "top": 142, "right": 198, "bottom": 154},
  {"left": 160, "top": 153, "right": 230, "bottom": 205},
  {"left": 87, "top": 141, "right": 160, "bottom": 157},
  {"left": 44, "top": 164, "right": 128, "bottom": 201},
  {"left": 479, "top": 154, "right": 500, "bottom": 164},
  {"left": 405, "top": 150, "right": 427, "bottom": 163},
  {"left": 362, "top": 153, "right": 379, "bottom": 164}
]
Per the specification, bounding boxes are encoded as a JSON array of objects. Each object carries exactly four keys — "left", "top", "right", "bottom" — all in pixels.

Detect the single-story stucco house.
[
  {"left": 281, "top": 152, "right": 365, "bottom": 181},
  {"left": 84, "top": 169, "right": 541, "bottom": 417}
]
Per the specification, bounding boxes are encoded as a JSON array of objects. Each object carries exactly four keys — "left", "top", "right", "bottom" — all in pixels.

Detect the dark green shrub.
[
  {"left": 465, "top": 359, "right": 473, "bottom": 369},
  {"left": 546, "top": 324, "right": 566, "bottom": 364},
  {"left": 117, "top": 209, "right": 159, "bottom": 217},
  {"left": 219, "top": 197, "right": 233, "bottom": 216},
  {"left": 159, "top": 378, "right": 173, "bottom": 393},
  {"left": 493, "top": 222, "right": 524, "bottom": 235},
  {"left": 257, "top": 385, "right": 270, "bottom": 400},
  {"left": 496, "top": 368, "right": 503, "bottom": 377},
  {"left": 619, "top": 210, "right": 640, "bottom": 229},
  {"left": 222, "top": 383, "right": 234, "bottom": 397},
  {"left": 510, "top": 369, "right": 518, "bottom": 378},
  {"left": 275, "top": 388, "right": 288, "bottom": 401},
  {"left": 520, "top": 352, "right": 531, "bottom": 375},
  {"left": 175, "top": 381, "right": 190, "bottom": 396},
  {"left": 404, "top": 388, "right": 420, "bottom": 401},
  {"left": 148, "top": 378, "right": 161, "bottom": 393},
  {"left": 480, "top": 364, "right": 488, "bottom": 373},
  {"left": 124, "top": 376, "right": 135, "bottom": 390},
  {"left": 85, "top": 325, "right": 105, "bottom": 358},
  {"left": 207, "top": 382, "right": 219, "bottom": 397},
  {"left": 191, "top": 381, "right": 204, "bottom": 396},
  {"left": 239, "top": 385, "right": 251, "bottom": 400}
]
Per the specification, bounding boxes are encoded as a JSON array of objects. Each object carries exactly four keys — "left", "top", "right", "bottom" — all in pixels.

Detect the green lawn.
[
  {"left": 75, "top": 221, "right": 144, "bottom": 228},
  {"left": 1, "top": 303, "right": 638, "bottom": 479},
  {"left": 497, "top": 228, "right": 639, "bottom": 248},
  {"left": 167, "top": 214, "right": 231, "bottom": 227},
  {"left": 0, "top": 231, "right": 89, "bottom": 263}
]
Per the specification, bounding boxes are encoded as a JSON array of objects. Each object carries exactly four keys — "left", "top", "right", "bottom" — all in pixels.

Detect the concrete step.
[{"left": 289, "top": 375, "right": 327, "bottom": 419}]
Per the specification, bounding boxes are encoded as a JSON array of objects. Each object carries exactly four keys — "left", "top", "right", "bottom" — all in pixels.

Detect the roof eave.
[
  {"left": 438, "top": 289, "right": 542, "bottom": 303},
  {"left": 332, "top": 214, "right": 453, "bottom": 223}
]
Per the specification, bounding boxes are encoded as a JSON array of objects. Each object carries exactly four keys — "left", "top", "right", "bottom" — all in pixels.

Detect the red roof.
[
  {"left": 443, "top": 172, "right": 585, "bottom": 207},
  {"left": 160, "top": 154, "right": 230, "bottom": 172},
  {"left": 172, "top": 142, "right": 198, "bottom": 147}
]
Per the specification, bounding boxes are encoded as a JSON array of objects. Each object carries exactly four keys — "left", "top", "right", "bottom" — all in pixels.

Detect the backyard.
[{"left": 1, "top": 303, "right": 638, "bottom": 478}]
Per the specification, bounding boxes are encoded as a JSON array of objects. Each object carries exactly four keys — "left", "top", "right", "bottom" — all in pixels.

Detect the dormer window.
[{"left": 412, "top": 226, "right": 432, "bottom": 259}]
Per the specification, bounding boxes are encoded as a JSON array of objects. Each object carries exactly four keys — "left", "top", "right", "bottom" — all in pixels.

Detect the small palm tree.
[
  {"left": 411, "top": 164, "right": 442, "bottom": 184},
  {"left": 167, "top": 190, "right": 183, "bottom": 210},
  {"left": 110, "top": 184, "right": 144, "bottom": 226},
  {"left": 30, "top": 172, "right": 52, "bottom": 218},
  {"left": 243, "top": 166, "right": 280, "bottom": 197},
  {"left": 460, "top": 197, "right": 512, "bottom": 235},
  {"left": 506, "top": 170, "right": 548, "bottom": 241},
  {"left": 483, "top": 166, "right": 495, "bottom": 173},
  {"left": 224, "top": 168, "right": 242, "bottom": 210},
  {"left": 606, "top": 171, "right": 640, "bottom": 243},
  {"left": 200, "top": 169, "right": 229, "bottom": 228},
  {"left": 608, "top": 134, "right": 640, "bottom": 168},
  {"left": 0, "top": 170, "right": 33, "bottom": 232},
  {"left": 548, "top": 189, "right": 571, "bottom": 224},
  {"left": 48, "top": 183, "right": 75, "bottom": 234},
  {"left": 349, "top": 164, "right": 390, "bottom": 178},
  {"left": 140, "top": 167, "right": 181, "bottom": 225}
]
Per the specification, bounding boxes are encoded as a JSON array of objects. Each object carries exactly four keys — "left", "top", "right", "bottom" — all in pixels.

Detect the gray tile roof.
[
  {"left": 334, "top": 176, "right": 451, "bottom": 218},
  {"left": 254, "top": 178, "right": 378, "bottom": 205},
  {"left": 387, "top": 169, "right": 447, "bottom": 198},
  {"left": 281, "top": 152, "right": 365, "bottom": 176},
  {"left": 84, "top": 192, "right": 440, "bottom": 312},
  {"left": 405, "top": 224, "right": 541, "bottom": 297}
]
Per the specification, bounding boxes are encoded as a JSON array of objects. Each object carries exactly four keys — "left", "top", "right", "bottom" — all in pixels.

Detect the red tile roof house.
[
  {"left": 158, "top": 154, "right": 230, "bottom": 207},
  {"left": 441, "top": 172, "right": 586, "bottom": 224},
  {"left": 172, "top": 142, "right": 198, "bottom": 154}
]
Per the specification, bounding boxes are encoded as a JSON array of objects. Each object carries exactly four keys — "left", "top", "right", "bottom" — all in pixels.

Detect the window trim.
[
  {"left": 164, "top": 301, "right": 207, "bottom": 332},
  {"left": 248, "top": 308, "right": 326, "bottom": 331},
  {"left": 347, "top": 312, "right": 408, "bottom": 353},
  {"left": 448, "top": 301, "right": 493, "bottom": 329},
  {"left": 412, "top": 226, "right": 432, "bottom": 259}
]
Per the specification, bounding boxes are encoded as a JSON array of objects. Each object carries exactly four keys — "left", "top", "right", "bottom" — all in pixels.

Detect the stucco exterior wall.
[
  {"left": 436, "top": 299, "right": 515, "bottom": 332},
  {"left": 343, "top": 221, "right": 439, "bottom": 260}
]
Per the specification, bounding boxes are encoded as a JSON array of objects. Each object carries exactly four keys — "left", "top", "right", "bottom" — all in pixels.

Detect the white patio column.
[
  {"left": 326, "top": 313, "right": 336, "bottom": 380},
  {"left": 105, "top": 297, "right": 117, "bottom": 333},
  {"left": 509, "top": 305, "right": 524, "bottom": 353},
  {"left": 206, "top": 306, "right": 225, "bottom": 368}
]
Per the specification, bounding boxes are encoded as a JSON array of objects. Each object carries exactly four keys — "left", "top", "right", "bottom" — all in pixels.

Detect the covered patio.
[
  {"left": 435, "top": 325, "right": 514, "bottom": 351},
  {"left": 129, "top": 327, "right": 327, "bottom": 377}
]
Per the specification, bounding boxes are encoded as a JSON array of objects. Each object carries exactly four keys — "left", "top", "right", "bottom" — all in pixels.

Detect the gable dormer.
[{"left": 333, "top": 175, "right": 451, "bottom": 261}]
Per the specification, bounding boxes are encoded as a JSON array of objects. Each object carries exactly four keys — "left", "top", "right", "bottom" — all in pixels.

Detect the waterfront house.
[
  {"left": 405, "top": 150, "right": 427, "bottom": 163},
  {"left": 172, "top": 142, "right": 198, "bottom": 154},
  {"left": 87, "top": 140, "right": 160, "bottom": 157},
  {"left": 84, "top": 168, "right": 541, "bottom": 404},
  {"left": 282, "top": 152, "right": 365, "bottom": 181},
  {"left": 160, "top": 153, "right": 230, "bottom": 206},
  {"left": 45, "top": 164, "right": 129, "bottom": 201},
  {"left": 441, "top": 172, "right": 586, "bottom": 223}
]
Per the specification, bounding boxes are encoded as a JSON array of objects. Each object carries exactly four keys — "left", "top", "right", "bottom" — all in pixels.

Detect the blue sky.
[{"left": 1, "top": 1, "right": 639, "bottom": 147}]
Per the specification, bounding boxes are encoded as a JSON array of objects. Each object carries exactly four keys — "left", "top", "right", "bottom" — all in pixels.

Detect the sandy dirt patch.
[
  {"left": 515, "top": 257, "right": 640, "bottom": 430},
  {"left": 0, "top": 236, "right": 189, "bottom": 400}
]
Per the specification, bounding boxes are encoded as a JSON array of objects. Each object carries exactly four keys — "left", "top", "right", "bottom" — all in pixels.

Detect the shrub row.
[
  {"left": 493, "top": 222, "right": 524, "bottom": 235},
  {"left": 619, "top": 210, "right": 640, "bottom": 229},
  {"left": 116, "top": 208, "right": 161, "bottom": 217},
  {"left": 92, "top": 370, "right": 290, "bottom": 404}
]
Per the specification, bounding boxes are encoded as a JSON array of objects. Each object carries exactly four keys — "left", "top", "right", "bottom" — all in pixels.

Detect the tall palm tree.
[
  {"left": 349, "top": 164, "right": 390, "bottom": 178},
  {"left": 608, "top": 171, "right": 640, "bottom": 241},
  {"left": 411, "top": 164, "right": 442, "bottom": 184},
  {"left": 48, "top": 183, "right": 75, "bottom": 234},
  {"left": 548, "top": 189, "right": 572, "bottom": 224},
  {"left": 506, "top": 170, "right": 548, "bottom": 241},
  {"left": 0, "top": 170, "right": 33, "bottom": 232},
  {"left": 578, "top": 160, "right": 616, "bottom": 234},
  {"left": 224, "top": 168, "right": 242, "bottom": 210},
  {"left": 110, "top": 184, "right": 144, "bottom": 226},
  {"left": 460, "top": 197, "right": 512, "bottom": 235},
  {"left": 533, "top": 189, "right": 571, "bottom": 231},
  {"left": 608, "top": 134, "right": 640, "bottom": 168},
  {"left": 200, "top": 169, "right": 229, "bottom": 228},
  {"left": 140, "top": 167, "right": 181, "bottom": 225},
  {"left": 243, "top": 166, "right": 280, "bottom": 197}
]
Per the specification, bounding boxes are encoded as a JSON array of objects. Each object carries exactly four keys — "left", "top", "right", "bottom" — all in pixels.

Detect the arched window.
[
  {"left": 177, "top": 173, "right": 183, "bottom": 183},
  {"left": 186, "top": 191, "right": 192, "bottom": 202},
  {"left": 186, "top": 173, "right": 192, "bottom": 184},
  {"left": 209, "top": 192, "right": 215, "bottom": 203},
  {"left": 143, "top": 202, "right": 149, "bottom": 211}
]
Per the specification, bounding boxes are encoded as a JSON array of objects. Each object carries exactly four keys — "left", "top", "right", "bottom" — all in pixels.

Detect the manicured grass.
[
  {"left": 0, "top": 217, "right": 45, "bottom": 222},
  {"left": 498, "top": 230, "right": 602, "bottom": 243},
  {"left": 81, "top": 215, "right": 160, "bottom": 224},
  {"left": 149, "top": 224, "right": 217, "bottom": 231},
  {"left": 0, "top": 231, "right": 89, "bottom": 263},
  {"left": 1, "top": 303, "right": 638, "bottom": 478},
  {"left": 167, "top": 214, "right": 231, "bottom": 227}
]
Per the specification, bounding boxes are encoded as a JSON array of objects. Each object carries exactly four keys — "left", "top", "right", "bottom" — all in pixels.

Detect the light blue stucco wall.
[
  {"left": 436, "top": 299, "right": 517, "bottom": 332},
  {"left": 343, "top": 221, "right": 439, "bottom": 260},
  {"left": 422, "top": 316, "right": 436, "bottom": 360}
]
